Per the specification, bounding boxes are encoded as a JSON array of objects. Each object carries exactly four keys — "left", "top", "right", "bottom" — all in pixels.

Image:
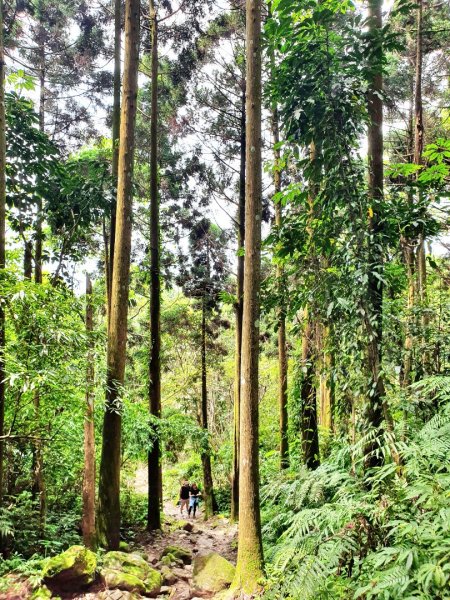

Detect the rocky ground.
[
  {"left": 75, "top": 503, "right": 237, "bottom": 600},
  {"left": 0, "top": 500, "right": 238, "bottom": 600}
]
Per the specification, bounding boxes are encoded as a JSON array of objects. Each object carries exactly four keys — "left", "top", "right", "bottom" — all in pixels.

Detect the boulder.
[
  {"left": 160, "top": 546, "right": 192, "bottom": 565},
  {"left": 192, "top": 553, "right": 235, "bottom": 594},
  {"left": 101, "top": 551, "right": 162, "bottom": 597},
  {"left": 42, "top": 545, "right": 96, "bottom": 591}
]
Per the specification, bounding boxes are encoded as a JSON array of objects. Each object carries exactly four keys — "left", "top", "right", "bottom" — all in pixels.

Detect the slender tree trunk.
[
  {"left": 271, "top": 104, "right": 289, "bottom": 469},
  {"left": 97, "top": 0, "right": 140, "bottom": 550},
  {"left": 82, "top": 275, "right": 96, "bottom": 549},
  {"left": 231, "top": 86, "right": 245, "bottom": 523},
  {"left": 269, "top": 1, "right": 289, "bottom": 470},
  {"left": 35, "top": 1, "right": 45, "bottom": 284},
  {"left": 147, "top": 0, "right": 162, "bottom": 531},
  {"left": 31, "top": 4, "right": 46, "bottom": 529},
  {"left": 0, "top": 0, "right": 6, "bottom": 506},
  {"left": 365, "top": 0, "right": 400, "bottom": 468},
  {"left": 365, "top": 0, "right": 386, "bottom": 469},
  {"left": 414, "top": 0, "right": 429, "bottom": 374},
  {"left": 24, "top": 239, "right": 32, "bottom": 280},
  {"left": 233, "top": 0, "right": 264, "bottom": 591},
  {"left": 107, "top": 0, "right": 122, "bottom": 318},
  {"left": 200, "top": 300, "right": 215, "bottom": 519},
  {"left": 318, "top": 324, "right": 334, "bottom": 435},
  {"left": 301, "top": 310, "right": 320, "bottom": 469},
  {"left": 402, "top": 236, "right": 415, "bottom": 387}
]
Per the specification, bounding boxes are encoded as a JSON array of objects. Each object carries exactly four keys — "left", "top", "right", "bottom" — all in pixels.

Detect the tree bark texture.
[
  {"left": 365, "top": 0, "right": 386, "bottom": 469},
  {"left": 231, "top": 86, "right": 246, "bottom": 523},
  {"left": 97, "top": 0, "right": 140, "bottom": 550},
  {"left": 201, "top": 300, "right": 215, "bottom": 519},
  {"left": 318, "top": 324, "right": 334, "bottom": 435},
  {"left": 233, "top": 0, "right": 265, "bottom": 591},
  {"left": 0, "top": 0, "right": 6, "bottom": 506},
  {"left": 271, "top": 104, "right": 289, "bottom": 470},
  {"left": 82, "top": 274, "right": 96, "bottom": 549},
  {"left": 147, "top": 0, "right": 162, "bottom": 531},
  {"left": 301, "top": 311, "right": 320, "bottom": 469},
  {"left": 107, "top": 0, "right": 122, "bottom": 319},
  {"left": 414, "top": 0, "right": 429, "bottom": 374}
]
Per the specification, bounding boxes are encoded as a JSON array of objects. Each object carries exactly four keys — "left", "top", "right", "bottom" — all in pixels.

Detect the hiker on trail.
[
  {"left": 179, "top": 480, "right": 190, "bottom": 515},
  {"left": 188, "top": 483, "right": 201, "bottom": 518}
]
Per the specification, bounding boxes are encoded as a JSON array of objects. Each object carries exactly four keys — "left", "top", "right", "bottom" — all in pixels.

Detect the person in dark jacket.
[{"left": 179, "top": 480, "right": 190, "bottom": 515}]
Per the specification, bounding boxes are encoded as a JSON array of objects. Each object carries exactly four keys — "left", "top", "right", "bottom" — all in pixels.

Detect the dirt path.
[{"left": 73, "top": 467, "right": 238, "bottom": 600}]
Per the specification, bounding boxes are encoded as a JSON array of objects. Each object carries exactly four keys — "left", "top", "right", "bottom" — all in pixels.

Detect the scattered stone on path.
[
  {"left": 192, "top": 553, "right": 235, "bottom": 595},
  {"left": 161, "top": 565, "right": 177, "bottom": 585},
  {"left": 171, "top": 566, "right": 191, "bottom": 582},
  {"left": 166, "top": 580, "right": 191, "bottom": 600},
  {"left": 98, "top": 590, "right": 143, "bottom": 600},
  {"left": 101, "top": 551, "right": 162, "bottom": 597},
  {"left": 42, "top": 545, "right": 97, "bottom": 592},
  {"left": 167, "top": 519, "right": 192, "bottom": 533},
  {"left": 119, "top": 542, "right": 131, "bottom": 553},
  {"left": 160, "top": 546, "right": 192, "bottom": 565}
]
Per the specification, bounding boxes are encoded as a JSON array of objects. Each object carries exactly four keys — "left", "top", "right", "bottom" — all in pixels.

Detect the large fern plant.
[{"left": 262, "top": 385, "right": 450, "bottom": 599}]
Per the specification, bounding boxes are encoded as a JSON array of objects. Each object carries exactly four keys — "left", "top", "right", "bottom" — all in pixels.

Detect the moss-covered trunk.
[
  {"left": 82, "top": 275, "right": 96, "bottom": 549},
  {"left": 97, "top": 0, "right": 140, "bottom": 550},
  {"left": 0, "top": 0, "right": 6, "bottom": 506},
  {"left": 231, "top": 86, "right": 245, "bottom": 523},
  {"left": 147, "top": 0, "right": 162, "bottom": 531},
  {"left": 232, "top": 0, "right": 265, "bottom": 592}
]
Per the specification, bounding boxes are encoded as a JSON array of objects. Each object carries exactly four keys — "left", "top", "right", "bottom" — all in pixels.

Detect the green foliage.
[{"left": 262, "top": 398, "right": 450, "bottom": 599}]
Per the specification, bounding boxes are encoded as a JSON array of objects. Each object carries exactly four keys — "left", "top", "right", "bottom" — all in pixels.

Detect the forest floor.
[
  {"left": 73, "top": 465, "right": 238, "bottom": 600},
  {"left": 1, "top": 467, "right": 238, "bottom": 600}
]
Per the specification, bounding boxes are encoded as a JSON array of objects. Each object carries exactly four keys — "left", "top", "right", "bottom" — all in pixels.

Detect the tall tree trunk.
[
  {"left": 233, "top": 0, "right": 264, "bottom": 591},
  {"left": 0, "top": 0, "right": 6, "bottom": 506},
  {"left": 97, "top": 0, "right": 140, "bottom": 550},
  {"left": 231, "top": 86, "right": 245, "bottom": 523},
  {"left": 365, "top": 0, "right": 386, "bottom": 469},
  {"left": 272, "top": 104, "right": 289, "bottom": 470},
  {"left": 414, "top": 0, "right": 429, "bottom": 374},
  {"left": 35, "top": 0, "right": 45, "bottom": 284},
  {"left": 147, "top": 0, "right": 162, "bottom": 531},
  {"left": 365, "top": 0, "right": 400, "bottom": 469},
  {"left": 301, "top": 311, "right": 320, "bottom": 469},
  {"left": 200, "top": 299, "right": 215, "bottom": 519},
  {"left": 82, "top": 274, "right": 96, "bottom": 549},
  {"left": 269, "top": 0, "right": 289, "bottom": 470},
  {"left": 107, "top": 0, "right": 122, "bottom": 319},
  {"left": 31, "top": 3, "right": 46, "bottom": 529}
]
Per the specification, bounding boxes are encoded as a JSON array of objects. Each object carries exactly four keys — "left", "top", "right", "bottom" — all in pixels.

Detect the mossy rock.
[
  {"left": 101, "top": 551, "right": 161, "bottom": 596},
  {"left": 193, "top": 553, "right": 235, "bottom": 594},
  {"left": 42, "top": 545, "right": 96, "bottom": 591},
  {"left": 160, "top": 555, "right": 174, "bottom": 567},
  {"left": 30, "top": 586, "right": 60, "bottom": 600},
  {"left": 119, "top": 541, "right": 131, "bottom": 553},
  {"left": 160, "top": 546, "right": 192, "bottom": 565}
]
